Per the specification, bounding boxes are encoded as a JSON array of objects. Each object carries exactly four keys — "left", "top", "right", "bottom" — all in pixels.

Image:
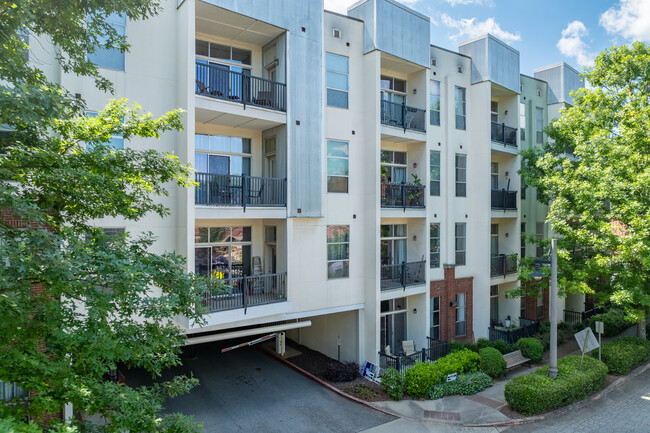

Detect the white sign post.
[
  {"left": 595, "top": 321, "right": 604, "bottom": 361},
  {"left": 574, "top": 327, "right": 599, "bottom": 369}
]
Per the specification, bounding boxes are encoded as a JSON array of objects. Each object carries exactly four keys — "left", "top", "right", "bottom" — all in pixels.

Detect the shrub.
[
  {"left": 517, "top": 338, "right": 544, "bottom": 363},
  {"left": 479, "top": 347, "right": 506, "bottom": 378},
  {"left": 491, "top": 339, "right": 515, "bottom": 355},
  {"left": 504, "top": 355, "right": 608, "bottom": 416},
  {"left": 322, "top": 361, "right": 360, "bottom": 382},
  {"left": 380, "top": 368, "right": 404, "bottom": 400},
  {"left": 589, "top": 308, "right": 629, "bottom": 337},
  {"left": 436, "top": 349, "right": 479, "bottom": 376},
  {"left": 593, "top": 336, "right": 650, "bottom": 375},
  {"left": 429, "top": 372, "right": 493, "bottom": 400},
  {"left": 476, "top": 338, "right": 491, "bottom": 350},
  {"left": 404, "top": 362, "right": 443, "bottom": 399}
]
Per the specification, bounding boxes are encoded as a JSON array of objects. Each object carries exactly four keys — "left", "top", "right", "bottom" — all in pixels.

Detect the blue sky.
[{"left": 324, "top": 0, "right": 650, "bottom": 75}]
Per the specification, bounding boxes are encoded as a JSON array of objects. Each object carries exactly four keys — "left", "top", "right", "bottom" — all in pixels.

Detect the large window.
[
  {"left": 430, "top": 150, "right": 440, "bottom": 196},
  {"left": 520, "top": 102, "right": 526, "bottom": 141},
  {"left": 326, "top": 53, "right": 349, "bottom": 108},
  {"left": 430, "top": 80, "right": 441, "bottom": 126},
  {"left": 195, "top": 226, "right": 252, "bottom": 279},
  {"left": 380, "top": 76, "right": 406, "bottom": 104},
  {"left": 536, "top": 107, "right": 544, "bottom": 144},
  {"left": 455, "top": 86, "right": 466, "bottom": 130},
  {"left": 195, "top": 40, "right": 252, "bottom": 98},
  {"left": 1, "top": 380, "right": 28, "bottom": 402},
  {"left": 490, "top": 285, "right": 499, "bottom": 327},
  {"left": 195, "top": 134, "right": 251, "bottom": 176},
  {"left": 455, "top": 293, "right": 466, "bottom": 336},
  {"left": 430, "top": 297, "right": 440, "bottom": 340},
  {"left": 430, "top": 223, "right": 440, "bottom": 268},
  {"left": 491, "top": 162, "right": 499, "bottom": 190},
  {"left": 381, "top": 224, "right": 407, "bottom": 266},
  {"left": 455, "top": 153, "right": 466, "bottom": 197},
  {"left": 327, "top": 140, "right": 349, "bottom": 193},
  {"left": 381, "top": 298, "right": 407, "bottom": 352},
  {"left": 455, "top": 222, "right": 466, "bottom": 266},
  {"left": 380, "top": 150, "right": 407, "bottom": 184},
  {"left": 196, "top": 40, "right": 252, "bottom": 65},
  {"left": 327, "top": 225, "right": 349, "bottom": 279},
  {"left": 490, "top": 224, "right": 498, "bottom": 257},
  {"left": 88, "top": 13, "right": 126, "bottom": 70}
]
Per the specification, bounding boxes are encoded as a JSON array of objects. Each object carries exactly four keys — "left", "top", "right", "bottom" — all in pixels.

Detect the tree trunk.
[{"left": 637, "top": 319, "right": 647, "bottom": 339}]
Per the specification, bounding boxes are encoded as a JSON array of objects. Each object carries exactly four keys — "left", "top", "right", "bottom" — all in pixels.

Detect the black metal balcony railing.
[
  {"left": 488, "top": 317, "right": 540, "bottom": 345},
  {"left": 491, "top": 122, "right": 518, "bottom": 147},
  {"left": 195, "top": 173, "right": 287, "bottom": 210},
  {"left": 491, "top": 189, "right": 517, "bottom": 211},
  {"left": 380, "top": 260, "right": 426, "bottom": 291},
  {"left": 490, "top": 254, "right": 518, "bottom": 278},
  {"left": 203, "top": 272, "right": 287, "bottom": 313},
  {"left": 381, "top": 182, "right": 425, "bottom": 210},
  {"left": 564, "top": 307, "right": 604, "bottom": 324},
  {"left": 380, "top": 100, "right": 426, "bottom": 132},
  {"left": 378, "top": 338, "right": 450, "bottom": 372},
  {"left": 195, "top": 61, "right": 287, "bottom": 112}
]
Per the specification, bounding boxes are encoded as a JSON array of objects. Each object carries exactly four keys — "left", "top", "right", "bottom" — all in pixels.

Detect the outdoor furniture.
[
  {"left": 195, "top": 80, "right": 223, "bottom": 97},
  {"left": 402, "top": 340, "right": 417, "bottom": 356},
  {"left": 503, "top": 350, "right": 531, "bottom": 377}
]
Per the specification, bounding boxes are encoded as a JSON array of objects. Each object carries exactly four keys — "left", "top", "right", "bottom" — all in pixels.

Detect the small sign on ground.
[{"left": 574, "top": 327, "right": 599, "bottom": 353}]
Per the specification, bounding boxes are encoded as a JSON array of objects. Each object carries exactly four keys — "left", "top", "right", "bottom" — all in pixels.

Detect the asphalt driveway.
[{"left": 128, "top": 340, "right": 394, "bottom": 433}]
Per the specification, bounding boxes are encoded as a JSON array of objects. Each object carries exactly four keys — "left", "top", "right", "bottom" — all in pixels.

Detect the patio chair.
[{"left": 402, "top": 340, "right": 417, "bottom": 356}]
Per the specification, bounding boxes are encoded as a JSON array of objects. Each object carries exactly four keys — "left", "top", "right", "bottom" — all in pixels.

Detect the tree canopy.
[
  {"left": 520, "top": 42, "right": 650, "bottom": 338},
  {"left": 0, "top": 1, "right": 210, "bottom": 431}
]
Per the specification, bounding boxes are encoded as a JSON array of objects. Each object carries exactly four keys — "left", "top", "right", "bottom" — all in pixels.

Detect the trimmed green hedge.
[
  {"left": 504, "top": 355, "right": 608, "bottom": 416},
  {"left": 588, "top": 309, "right": 629, "bottom": 337},
  {"left": 381, "top": 368, "right": 405, "bottom": 400},
  {"left": 517, "top": 338, "right": 544, "bottom": 363},
  {"left": 429, "top": 372, "right": 493, "bottom": 400},
  {"left": 594, "top": 336, "right": 650, "bottom": 375},
  {"left": 479, "top": 347, "right": 506, "bottom": 378},
  {"left": 450, "top": 338, "right": 515, "bottom": 355},
  {"left": 402, "top": 349, "right": 480, "bottom": 399}
]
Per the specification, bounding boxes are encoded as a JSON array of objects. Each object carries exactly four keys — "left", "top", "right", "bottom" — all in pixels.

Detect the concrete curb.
[{"left": 260, "top": 346, "right": 650, "bottom": 428}]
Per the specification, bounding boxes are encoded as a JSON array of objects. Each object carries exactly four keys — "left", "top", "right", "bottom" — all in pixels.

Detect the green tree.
[
  {"left": 0, "top": 1, "right": 213, "bottom": 431},
  {"left": 520, "top": 42, "right": 650, "bottom": 338}
]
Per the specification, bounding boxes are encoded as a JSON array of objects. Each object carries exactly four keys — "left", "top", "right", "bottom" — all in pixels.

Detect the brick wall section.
[
  {"left": 430, "top": 265, "right": 474, "bottom": 343},
  {"left": 523, "top": 280, "right": 550, "bottom": 321}
]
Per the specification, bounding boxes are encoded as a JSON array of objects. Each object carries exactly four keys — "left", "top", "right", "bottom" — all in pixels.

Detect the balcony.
[
  {"left": 380, "top": 261, "right": 426, "bottom": 291},
  {"left": 195, "top": 173, "right": 287, "bottom": 209},
  {"left": 202, "top": 273, "right": 287, "bottom": 313},
  {"left": 381, "top": 182, "right": 425, "bottom": 210},
  {"left": 380, "top": 100, "right": 426, "bottom": 132},
  {"left": 491, "top": 122, "right": 517, "bottom": 147},
  {"left": 490, "top": 254, "right": 518, "bottom": 278},
  {"left": 491, "top": 189, "right": 517, "bottom": 211},
  {"left": 195, "top": 61, "right": 286, "bottom": 112}
]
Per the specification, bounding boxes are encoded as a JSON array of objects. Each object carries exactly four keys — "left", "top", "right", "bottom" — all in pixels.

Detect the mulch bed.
[{"left": 283, "top": 339, "right": 391, "bottom": 402}]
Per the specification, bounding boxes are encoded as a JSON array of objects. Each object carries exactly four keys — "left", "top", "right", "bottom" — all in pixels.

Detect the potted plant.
[{"left": 406, "top": 173, "right": 423, "bottom": 205}]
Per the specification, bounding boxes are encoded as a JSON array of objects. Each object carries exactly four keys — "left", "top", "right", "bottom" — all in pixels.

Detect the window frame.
[
  {"left": 455, "top": 86, "right": 466, "bottom": 130},
  {"left": 455, "top": 292, "right": 466, "bottom": 336},
  {"left": 194, "top": 226, "right": 253, "bottom": 279},
  {"left": 455, "top": 153, "right": 467, "bottom": 197},
  {"left": 87, "top": 13, "right": 127, "bottom": 71},
  {"left": 490, "top": 285, "right": 499, "bottom": 327},
  {"left": 430, "top": 223, "right": 440, "bottom": 269},
  {"left": 327, "top": 139, "right": 349, "bottom": 193},
  {"left": 455, "top": 222, "right": 466, "bottom": 266},
  {"left": 326, "top": 52, "right": 349, "bottom": 109},
  {"left": 429, "top": 150, "right": 440, "bottom": 196},
  {"left": 430, "top": 296, "right": 440, "bottom": 339},
  {"left": 327, "top": 225, "right": 350, "bottom": 279},
  {"left": 194, "top": 134, "right": 252, "bottom": 176},
  {"left": 430, "top": 80, "right": 441, "bottom": 126},
  {"left": 535, "top": 107, "right": 544, "bottom": 144},
  {"left": 520, "top": 102, "right": 526, "bottom": 141}
]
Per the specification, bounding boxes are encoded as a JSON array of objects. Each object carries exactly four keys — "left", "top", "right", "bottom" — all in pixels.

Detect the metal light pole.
[{"left": 530, "top": 238, "right": 558, "bottom": 379}]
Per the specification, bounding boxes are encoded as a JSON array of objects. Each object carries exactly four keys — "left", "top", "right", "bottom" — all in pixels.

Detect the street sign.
[
  {"left": 595, "top": 321, "right": 604, "bottom": 334},
  {"left": 574, "top": 327, "right": 599, "bottom": 353},
  {"left": 446, "top": 373, "right": 457, "bottom": 382}
]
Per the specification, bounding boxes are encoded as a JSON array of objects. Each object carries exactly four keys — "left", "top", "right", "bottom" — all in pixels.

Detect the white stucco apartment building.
[{"left": 32, "top": 0, "right": 584, "bottom": 367}]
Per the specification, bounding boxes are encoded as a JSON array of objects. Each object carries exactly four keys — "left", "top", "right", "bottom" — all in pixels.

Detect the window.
[
  {"left": 536, "top": 295, "right": 544, "bottom": 318},
  {"left": 85, "top": 112, "right": 124, "bottom": 149},
  {"left": 195, "top": 134, "right": 251, "bottom": 176},
  {"left": 491, "top": 162, "right": 499, "bottom": 190},
  {"left": 520, "top": 102, "right": 526, "bottom": 141},
  {"left": 381, "top": 297, "right": 407, "bottom": 352},
  {"left": 490, "top": 223, "right": 498, "bottom": 257},
  {"left": 490, "top": 101, "right": 498, "bottom": 123},
  {"left": 430, "top": 80, "right": 441, "bottom": 126},
  {"left": 536, "top": 89, "right": 542, "bottom": 97},
  {"left": 429, "top": 150, "right": 440, "bottom": 196},
  {"left": 455, "top": 223, "right": 466, "bottom": 266},
  {"left": 103, "top": 228, "right": 125, "bottom": 237},
  {"left": 194, "top": 226, "right": 252, "bottom": 279},
  {"left": 520, "top": 295, "right": 526, "bottom": 319},
  {"left": 490, "top": 285, "right": 499, "bottom": 327},
  {"left": 521, "top": 222, "right": 526, "bottom": 257},
  {"left": 380, "top": 75, "right": 407, "bottom": 108},
  {"left": 457, "top": 65, "right": 463, "bottom": 74},
  {"left": 327, "top": 140, "right": 349, "bottom": 192},
  {"left": 381, "top": 224, "right": 407, "bottom": 266},
  {"left": 430, "top": 223, "right": 440, "bottom": 268},
  {"left": 455, "top": 86, "right": 466, "bottom": 130},
  {"left": 0, "top": 380, "right": 28, "bottom": 402},
  {"left": 535, "top": 107, "right": 544, "bottom": 144},
  {"left": 327, "top": 225, "right": 349, "bottom": 279},
  {"left": 332, "top": 28, "right": 341, "bottom": 38},
  {"left": 430, "top": 297, "right": 440, "bottom": 339},
  {"left": 455, "top": 293, "right": 466, "bottom": 335},
  {"left": 195, "top": 40, "right": 251, "bottom": 65},
  {"left": 455, "top": 153, "right": 466, "bottom": 197},
  {"left": 380, "top": 150, "right": 407, "bottom": 184},
  {"left": 326, "top": 53, "right": 349, "bottom": 108},
  {"left": 536, "top": 187, "right": 543, "bottom": 201},
  {"left": 88, "top": 13, "right": 126, "bottom": 70},
  {"left": 536, "top": 222, "right": 544, "bottom": 258},
  {"left": 431, "top": 58, "right": 437, "bottom": 67},
  {"left": 521, "top": 178, "right": 527, "bottom": 200}
]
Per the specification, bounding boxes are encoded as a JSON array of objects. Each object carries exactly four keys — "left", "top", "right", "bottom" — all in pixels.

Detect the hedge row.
[
  {"left": 588, "top": 309, "right": 630, "bottom": 337},
  {"left": 403, "top": 349, "right": 479, "bottom": 398},
  {"left": 594, "top": 336, "right": 650, "bottom": 375},
  {"left": 450, "top": 337, "right": 515, "bottom": 355},
  {"left": 429, "top": 372, "right": 493, "bottom": 400},
  {"left": 504, "top": 355, "right": 608, "bottom": 416}
]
